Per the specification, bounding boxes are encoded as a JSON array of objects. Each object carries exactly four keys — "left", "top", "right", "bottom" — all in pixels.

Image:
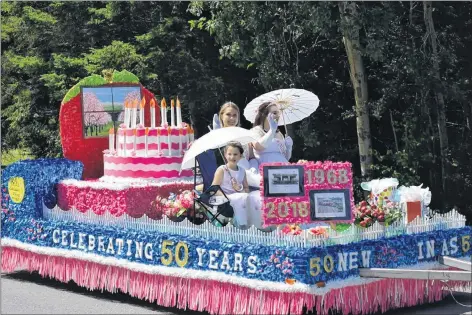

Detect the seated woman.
[
  {"left": 211, "top": 141, "right": 261, "bottom": 229},
  {"left": 212, "top": 102, "right": 260, "bottom": 186},
  {"left": 250, "top": 101, "right": 294, "bottom": 171}
]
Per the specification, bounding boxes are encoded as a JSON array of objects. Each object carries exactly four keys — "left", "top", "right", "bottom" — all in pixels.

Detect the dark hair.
[
  {"left": 225, "top": 141, "right": 244, "bottom": 154},
  {"left": 253, "top": 101, "right": 277, "bottom": 127}
]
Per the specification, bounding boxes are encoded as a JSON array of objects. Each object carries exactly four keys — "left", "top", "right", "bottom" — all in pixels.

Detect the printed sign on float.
[{"left": 261, "top": 162, "right": 354, "bottom": 225}]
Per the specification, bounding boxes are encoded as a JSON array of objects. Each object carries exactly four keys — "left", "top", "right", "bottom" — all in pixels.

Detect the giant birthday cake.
[{"left": 103, "top": 98, "right": 194, "bottom": 182}]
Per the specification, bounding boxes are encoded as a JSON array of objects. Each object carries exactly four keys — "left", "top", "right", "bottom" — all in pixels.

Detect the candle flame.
[
  {"left": 150, "top": 99, "right": 156, "bottom": 108},
  {"left": 140, "top": 97, "right": 146, "bottom": 109},
  {"left": 145, "top": 127, "right": 149, "bottom": 135},
  {"left": 176, "top": 97, "right": 181, "bottom": 108},
  {"left": 161, "top": 98, "right": 167, "bottom": 108},
  {"left": 124, "top": 100, "right": 129, "bottom": 109},
  {"left": 167, "top": 126, "right": 172, "bottom": 133},
  {"left": 133, "top": 129, "right": 137, "bottom": 135},
  {"left": 133, "top": 99, "right": 139, "bottom": 108},
  {"left": 171, "top": 99, "right": 175, "bottom": 107},
  {"left": 179, "top": 128, "right": 183, "bottom": 135},
  {"left": 157, "top": 128, "right": 160, "bottom": 136},
  {"left": 109, "top": 127, "right": 115, "bottom": 134}
]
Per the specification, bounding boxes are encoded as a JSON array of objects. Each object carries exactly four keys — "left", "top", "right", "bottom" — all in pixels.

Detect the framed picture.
[
  {"left": 80, "top": 85, "right": 142, "bottom": 138},
  {"left": 263, "top": 165, "right": 305, "bottom": 197},
  {"left": 309, "top": 189, "right": 352, "bottom": 221}
]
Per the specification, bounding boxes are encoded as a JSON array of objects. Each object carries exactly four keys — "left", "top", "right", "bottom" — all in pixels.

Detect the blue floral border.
[
  {"left": 3, "top": 217, "right": 470, "bottom": 284},
  {"left": 2, "top": 159, "right": 470, "bottom": 285}
]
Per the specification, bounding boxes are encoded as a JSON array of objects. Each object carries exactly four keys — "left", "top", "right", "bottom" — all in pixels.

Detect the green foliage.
[
  {"left": 3, "top": 52, "right": 46, "bottom": 74},
  {"left": 1, "top": 149, "right": 35, "bottom": 167},
  {"left": 112, "top": 69, "right": 139, "bottom": 83},
  {"left": 22, "top": 6, "right": 57, "bottom": 25},
  {"left": 84, "top": 41, "right": 145, "bottom": 75}
]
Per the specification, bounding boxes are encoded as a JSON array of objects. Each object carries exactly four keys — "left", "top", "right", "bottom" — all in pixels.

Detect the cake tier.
[
  {"left": 103, "top": 154, "right": 193, "bottom": 181},
  {"left": 117, "top": 127, "right": 189, "bottom": 157}
]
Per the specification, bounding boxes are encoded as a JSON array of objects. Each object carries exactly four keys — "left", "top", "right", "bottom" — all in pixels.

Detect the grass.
[
  {"left": 84, "top": 121, "right": 115, "bottom": 137},
  {"left": 1, "top": 148, "right": 35, "bottom": 167}
]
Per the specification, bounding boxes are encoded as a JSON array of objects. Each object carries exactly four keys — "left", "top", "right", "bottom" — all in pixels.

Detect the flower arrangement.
[
  {"left": 354, "top": 198, "right": 402, "bottom": 228},
  {"left": 25, "top": 219, "right": 47, "bottom": 241},
  {"left": 280, "top": 224, "right": 329, "bottom": 237},
  {"left": 307, "top": 226, "right": 329, "bottom": 237},
  {"left": 153, "top": 190, "right": 204, "bottom": 220},
  {"left": 258, "top": 249, "right": 295, "bottom": 284},
  {"left": 281, "top": 224, "right": 303, "bottom": 235}
]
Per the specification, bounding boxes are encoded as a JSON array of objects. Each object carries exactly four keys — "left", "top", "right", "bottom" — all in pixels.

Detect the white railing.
[{"left": 42, "top": 205, "right": 467, "bottom": 248}]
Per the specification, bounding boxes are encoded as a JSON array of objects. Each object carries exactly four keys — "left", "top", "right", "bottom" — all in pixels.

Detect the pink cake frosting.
[
  {"left": 117, "top": 127, "right": 189, "bottom": 157},
  {"left": 103, "top": 154, "right": 193, "bottom": 181},
  {"left": 104, "top": 124, "right": 194, "bottom": 182}
]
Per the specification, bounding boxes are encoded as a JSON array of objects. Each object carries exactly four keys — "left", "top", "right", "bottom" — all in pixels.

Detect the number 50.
[{"left": 161, "top": 240, "right": 189, "bottom": 267}]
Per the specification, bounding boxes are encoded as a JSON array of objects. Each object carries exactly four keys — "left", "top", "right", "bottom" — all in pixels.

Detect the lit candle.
[
  {"left": 145, "top": 127, "right": 149, "bottom": 157},
  {"left": 133, "top": 128, "right": 137, "bottom": 152},
  {"left": 186, "top": 124, "right": 191, "bottom": 149},
  {"left": 124, "top": 100, "right": 129, "bottom": 127},
  {"left": 109, "top": 127, "right": 115, "bottom": 152},
  {"left": 139, "top": 97, "right": 145, "bottom": 126},
  {"left": 167, "top": 126, "right": 172, "bottom": 156},
  {"left": 157, "top": 127, "right": 161, "bottom": 155},
  {"left": 131, "top": 99, "right": 138, "bottom": 128},
  {"left": 117, "top": 129, "right": 122, "bottom": 156},
  {"left": 161, "top": 98, "right": 167, "bottom": 127},
  {"left": 189, "top": 126, "right": 195, "bottom": 142},
  {"left": 150, "top": 99, "right": 156, "bottom": 128},
  {"left": 123, "top": 130, "right": 127, "bottom": 157},
  {"left": 176, "top": 97, "right": 182, "bottom": 127},
  {"left": 128, "top": 101, "right": 132, "bottom": 127},
  {"left": 179, "top": 128, "right": 183, "bottom": 156},
  {"left": 171, "top": 99, "right": 175, "bottom": 127}
]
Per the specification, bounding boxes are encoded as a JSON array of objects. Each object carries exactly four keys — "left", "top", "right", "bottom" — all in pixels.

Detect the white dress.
[
  {"left": 248, "top": 190, "right": 263, "bottom": 229},
  {"left": 238, "top": 145, "right": 261, "bottom": 188},
  {"left": 218, "top": 165, "right": 264, "bottom": 229},
  {"left": 218, "top": 165, "right": 249, "bottom": 228},
  {"left": 251, "top": 126, "right": 289, "bottom": 167}
]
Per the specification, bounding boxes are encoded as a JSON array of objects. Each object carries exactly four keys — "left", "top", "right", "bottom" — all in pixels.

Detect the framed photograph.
[
  {"left": 309, "top": 189, "right": 352, "bottom": 221},
  {"left": 80, "top": 85, "right": 142, "bottom": 138},
  {"left": 263, "top": 165, "right": 305, "bottom": 197}
]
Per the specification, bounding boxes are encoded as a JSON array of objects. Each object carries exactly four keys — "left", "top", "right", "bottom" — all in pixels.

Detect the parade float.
[{"left": 1, "top": 70, "right": 471, "bottom": 315}]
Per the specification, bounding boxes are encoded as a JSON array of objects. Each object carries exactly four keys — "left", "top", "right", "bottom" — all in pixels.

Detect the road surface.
[{"left": 1, "top": 271, "right": 471, "bottom": 314}]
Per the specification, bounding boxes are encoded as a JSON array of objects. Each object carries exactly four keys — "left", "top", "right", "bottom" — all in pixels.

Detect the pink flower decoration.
[
  {"left": 308, "top": 227, "right": 328, "bottom": 237},
  {"left": 261, "top": 161, "right": 355, "bottom": 226}
]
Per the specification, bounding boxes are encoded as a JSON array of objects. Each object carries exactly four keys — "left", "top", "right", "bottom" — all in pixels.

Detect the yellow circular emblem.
[{"left": 8, "top": 177, "right": 25, "bottom": 203}]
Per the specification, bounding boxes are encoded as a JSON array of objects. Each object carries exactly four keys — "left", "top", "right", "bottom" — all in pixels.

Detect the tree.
[
  {"left": 338, "top": 2, "right": 373, "bottom": 180},
  {"left": 423, "top": 1, "right": 449, "bottom": 194}
]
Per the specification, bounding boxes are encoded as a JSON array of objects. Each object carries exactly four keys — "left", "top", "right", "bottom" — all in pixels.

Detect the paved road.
[{"left": 1, "top": 271, "right": 471, "bottom": 315}]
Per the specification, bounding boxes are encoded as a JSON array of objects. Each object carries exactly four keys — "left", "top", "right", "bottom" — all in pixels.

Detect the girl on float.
[
  {"left": 212, "top": 102, "right": 260, "bottom": 187},
  {"left": 250, "top": 101, "right": 294, "bottom": 167},
  {"left": 243, "top": 101, "right": 295, "bottom": 231},
  {"left": 211, "top": 141, "right": 255, "bottom": 229}
]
